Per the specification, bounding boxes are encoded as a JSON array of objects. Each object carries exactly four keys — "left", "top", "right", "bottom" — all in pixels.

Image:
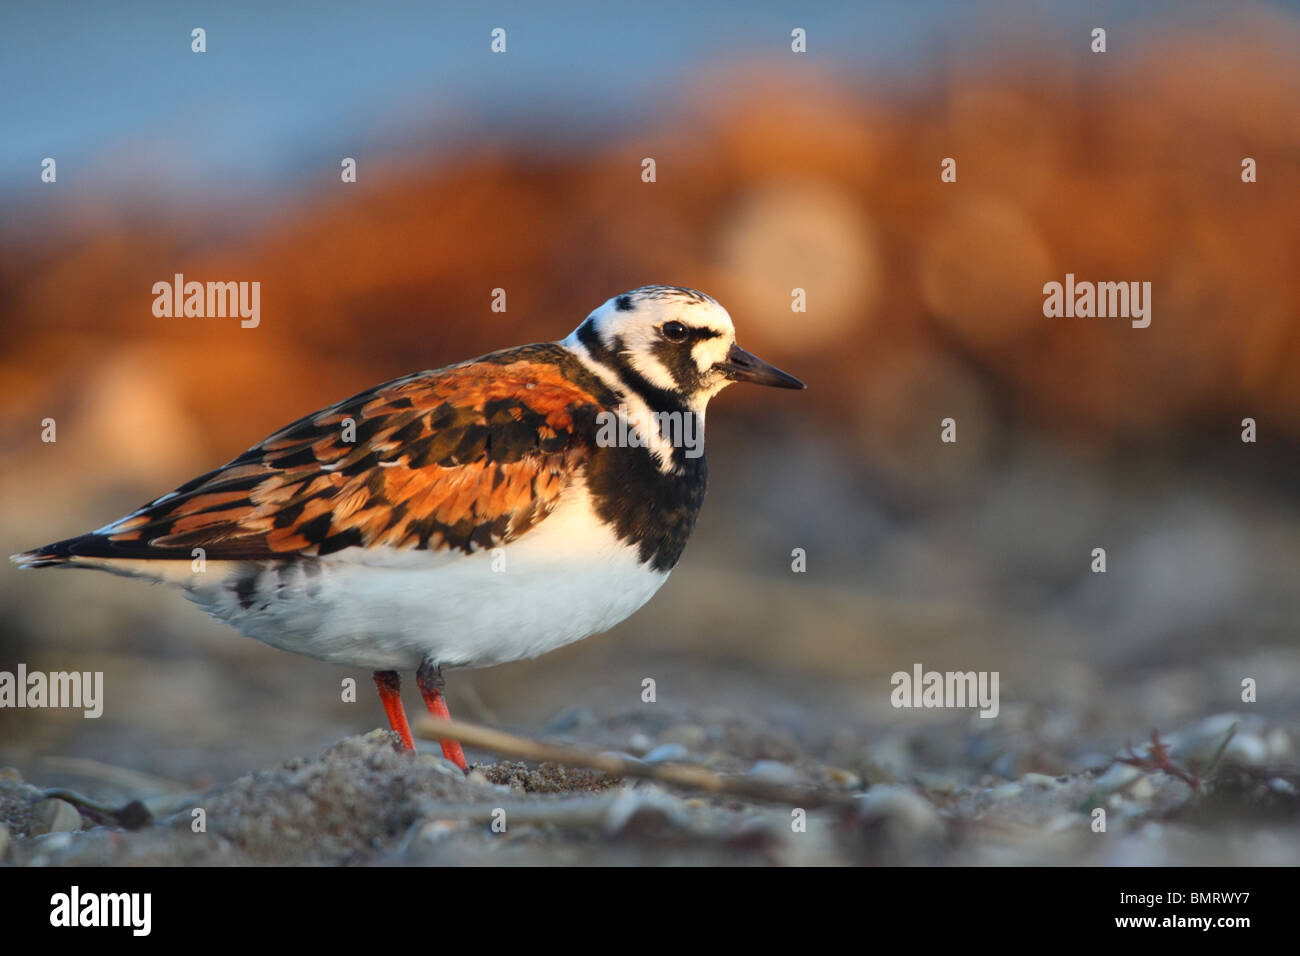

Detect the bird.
[{"left": 12, "top": 285, "right": 804, "bottom": 770}]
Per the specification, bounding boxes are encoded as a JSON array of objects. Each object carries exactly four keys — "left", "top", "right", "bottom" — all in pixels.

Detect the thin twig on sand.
[{"left": 415, "top": 716, "right": 859, "bottom": 810}]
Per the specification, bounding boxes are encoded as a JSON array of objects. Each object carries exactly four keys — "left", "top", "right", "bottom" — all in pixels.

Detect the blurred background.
[{"left": 1, "top": 0, "right": 1299, "bottom": 851}]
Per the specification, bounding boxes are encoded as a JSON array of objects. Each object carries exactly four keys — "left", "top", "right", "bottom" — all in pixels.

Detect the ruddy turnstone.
[{"left": 13, "top": 285, "right": 804, "bottom": 770}]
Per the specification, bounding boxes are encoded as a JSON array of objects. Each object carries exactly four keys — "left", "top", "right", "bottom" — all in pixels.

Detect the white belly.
[{"left": 186, "top": 481, "right": 669, "bottom": 670}]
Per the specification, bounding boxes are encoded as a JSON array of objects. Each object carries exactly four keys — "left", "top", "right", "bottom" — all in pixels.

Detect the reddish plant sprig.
[{"left": 1116, "top": 728, "right": 1200, "bottom": 791}]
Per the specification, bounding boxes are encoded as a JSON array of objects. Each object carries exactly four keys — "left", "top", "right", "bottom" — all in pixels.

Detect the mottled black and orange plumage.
[{"left": 29, "top": 345, "right": 615, "bottom": 566}]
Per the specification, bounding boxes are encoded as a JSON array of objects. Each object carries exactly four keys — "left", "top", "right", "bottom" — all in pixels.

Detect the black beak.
[{"left": 716, "top": 343, "right": 806, "bottom": 390}]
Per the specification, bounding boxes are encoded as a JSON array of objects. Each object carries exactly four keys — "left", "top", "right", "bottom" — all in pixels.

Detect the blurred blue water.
[{"left": 0, "top": 0, "right": 1290, "bottom": 200}]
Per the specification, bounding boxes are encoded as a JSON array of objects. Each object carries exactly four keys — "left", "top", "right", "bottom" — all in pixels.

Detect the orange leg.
[
  {"left": 417, "top": 661, "right": 469, "bottom": 771},
  {"left": 373, "top": 670, "right": 414, "bottom": 751}
]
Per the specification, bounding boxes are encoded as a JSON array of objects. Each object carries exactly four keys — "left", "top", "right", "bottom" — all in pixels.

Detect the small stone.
[
  {"left": 1095, "top": 763, "right": 1142, "bottom": 791},
  {"left": 0, "top": 767, "right": 22, "bottom": 782},
  {"left": 868, "top": 736, "right": 914, "bottom": 777},
  {"left": 914, "top": 772, "right": 960, "bottom": 795},
  {"left": 1129, "top": 776, "right": 1156, "bottom": 802},
  {"left": 856, "top": 785, "right": 944, "bottom": 839},
  {"left": 643, "top": 743, "right": 689, "bottom": 764},
  {"left": 1264, "top": 728, "right": 1294, "bottom": 761},
  {"left": 1267, "top": 777, "right": 1297, "bottom": 796},
  {"left": 1224, "top": 733, "right": 1269, "bottom": 767},
  {"left": 1167, "top": 714, "right": 1251, "bottom": 765},
  {"left": 1021, "top": 773, "right": 1058, "bottom": 788},
  {"left": 604, "top": 786, "right": 689, "bottom": 836},
  {"left": 418, "top": 819, "right": 465, "bottom": 843},
  {"left": 465, "top": 769, "right": 491, "bottom": 787},
  {"left": 32, "top": 798, "right": 82, "bottom": 835},
  {"left": 626, "top": 733, "right": 654, "bottom": 756},
  {"left": 1044, "top": 813, "right": 1083, "bottom": 833},
  {"left": 746, "top": 760, "right": 803, "bottom": 785},
  {"left": 660, "top": 724, "right": 708, "bottom": 749},
  {"left": 822, "top": 766, "right": 862, "bottom": 789},
  {"left": 33, "top": 831, "right": 75, "bottom": 857},
  {"left": 426, "top": 756, "right": 467, "bottom": 777},
  {"left": 862, "top": 762, "right": 902, "bottom": 786}
]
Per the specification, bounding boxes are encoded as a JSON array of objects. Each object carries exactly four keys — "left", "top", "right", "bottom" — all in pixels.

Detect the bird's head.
[{"left": 565, "top": 285, "right": 805, "bottom": 411}]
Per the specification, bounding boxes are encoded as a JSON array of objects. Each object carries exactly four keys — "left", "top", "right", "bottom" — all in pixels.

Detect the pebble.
[
  {"left": 1094, "top": 763, "right": 1142, "bottom": 792},
  {"left": 1168, "top": 713, "right": 1270, "bottom": 767},
  {"left": 746, "top": 760, "right": 803, "bottom": 785},
  {"left": 417, "top": 819, "right": 466, "bottom": 844},
  {"left": 1111, "top": 795, "right": 1152, "bottom": 819},
  {"left": 626, "top": 733, "right": 655, "bottom": 756},
  {"left": 604, "top": 786, "right": 689, "bottom": 836},
  {"left": 0, "top": 767, "right": 22, "bottom": 783},
  {"left": 868, "top": 736, "right": 915, "bottom": 776},
  {"left": 643, "top": 743, "right": 689, "bottom": 765},
  {"left": 1021, "top": 773, "right": 1058, "bottom": 788},
  {"left": 1268, "top": 777, "right": 1297, "bottom": 796},
  {"left": 987, "top": 782, "right": 1023, "bottom": 801},
  {"left": 1224, "top": 733, "right": 1269, "bottom": 767},
  {"left": 32, "top": 798, "right": 82, "bottom": 835},
  {"left": 862, "top": 762, "right": 903, "bottom": 786},
  {"left": 914, "top": 772, "right": 961, "bottom": 795},
  {"left": 1129, "top": 776, "right": 1156, "bottom": 802},
  {"left": 33, "top": 831, "right": 74, "bottom": 852},
  {"left": 1264, "top": 727, "right": 1294, "bottom": 761},
  {"left": 1044, "top": 813, "right": 1083, "bottom": 833},
  {"left": 1139, "top": 822, "right": 1166, "bottom": 841},
  {"left": 660, "top": 724, "right": 708, "bottom": 749},
  {"left": 426, "top": 756, "right": 468, "bottom": 777},
  {"left": 856, "top": 785, "right": 944, "bottom": 839},
  {"left": 822, "top": 766, "right": 862, "bottom": 789}
]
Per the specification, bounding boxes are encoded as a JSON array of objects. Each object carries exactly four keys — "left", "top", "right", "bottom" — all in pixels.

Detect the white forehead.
[{"left": 593, "top": 286, "right": 735, "bottom": 340}]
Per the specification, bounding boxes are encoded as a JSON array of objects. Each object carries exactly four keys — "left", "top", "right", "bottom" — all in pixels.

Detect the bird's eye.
[{"left": 661, "top": 321, "right": 689, "bottom": 343}]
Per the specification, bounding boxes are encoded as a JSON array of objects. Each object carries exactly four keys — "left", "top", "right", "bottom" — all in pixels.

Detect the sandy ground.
[{"left": 3, "top": 678, "right": 1297, "bottom": 865}]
